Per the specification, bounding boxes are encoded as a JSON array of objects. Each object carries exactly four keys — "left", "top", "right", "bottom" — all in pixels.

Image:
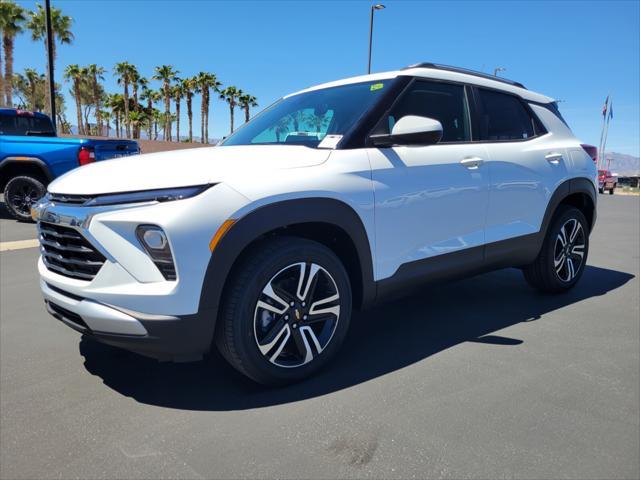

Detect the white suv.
[{"left": 33, "top": 63, "right": 597, "bottom": 385}]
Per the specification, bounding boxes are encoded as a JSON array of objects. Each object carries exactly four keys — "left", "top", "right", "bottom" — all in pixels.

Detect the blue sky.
[{"left": 15, "top": 0, "right": 640, "bottom": 155}]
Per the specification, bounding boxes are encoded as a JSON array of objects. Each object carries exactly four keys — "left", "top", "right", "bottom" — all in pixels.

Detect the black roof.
[{"left": 401, "top": 62, "right": 526, "bottom": 89}]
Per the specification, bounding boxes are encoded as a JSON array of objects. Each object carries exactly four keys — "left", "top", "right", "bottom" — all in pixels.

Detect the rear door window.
[{"left": 476, "top": 89, "right": 537, "bottom": 141}]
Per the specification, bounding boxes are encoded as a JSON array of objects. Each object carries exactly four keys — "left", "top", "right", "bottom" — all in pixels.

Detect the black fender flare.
[
  {"left": 197, "top": 197, "right": 376, "bottom": 336},
  {"left": 540, "top": 177, "right": 597, "bottom": 236},
  {"left": 0, "top": 156, "right": 54, "bottom": 184}
]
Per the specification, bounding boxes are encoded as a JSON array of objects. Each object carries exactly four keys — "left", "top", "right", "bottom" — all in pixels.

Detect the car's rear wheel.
[
  {"left": 609, "top": 186, "right": 615, "bottom": 195},
  {"left": 523, "top": 206, "right": 589, "bottom": 293},
  {"left": 216, "top": 236, "right": 352, "bottom": 386},
  {"left": 598, "top": 187, "right": 604, "bottom": 194},
  {"left": 3, "top": 176, "right": 46, "bottom": 222}
]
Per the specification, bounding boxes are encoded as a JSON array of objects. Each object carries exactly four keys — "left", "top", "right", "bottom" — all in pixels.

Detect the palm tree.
[
  {"left": 114, "top": 62, "right": 137, "bottom": 138},
  {"left": 171, "top": 82, "right": 184, "bottom": 142},
  {"left": 97, "top": 108, "right": 110, "bottom": 137},
  {"left": 0, "top": 1, "right": 26, "bottom": 107},
  {"left": 85, "top": 64, "right": 105, "bottom": 134},
  {"left": 152, "top": 65, "right": 178, "bottom": 141},
  {"left": 27, "top": 4, "right": 73, "bottom": 119},
  {"left": 23, "top": 68, "right": 41, "bottom": 110},
  {"left": 128, "top": 110, "right": 148, "bottom": 138},
  {"left": 238, "top": 93, "right": 258, "bottom": 124},
  {"left": 152, "top": 108, "right": 163, "bottom": 140},
  {"left": 219, "top": 86, "right": 241, "bottom": 134},
  {"left": 106, "top": 93, "right": 124, "bottom": 138},
  {"left": 194, "top": 72, "right": 221, "bottom": 143},
  {"left": 140, "top": 86, "right": 155, "bottom": 140},
  {"left": 181, "top": 77, "right": 196, "bottom": 142},
  {"left": 63, "top": 64, "right": 85, "bottom": 135}
]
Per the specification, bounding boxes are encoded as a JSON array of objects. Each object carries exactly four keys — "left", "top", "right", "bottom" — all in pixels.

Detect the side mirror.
[{"left": 369, "top": 116, "right": 443, "bottom": 147}]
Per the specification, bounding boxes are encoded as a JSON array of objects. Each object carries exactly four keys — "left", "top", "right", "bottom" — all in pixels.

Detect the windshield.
[
  {"left": 221, "top": 80, "right": 390, "bottom": 148},
  {"left": 0, "top": 113, "right": 55, "bottom": 137}
]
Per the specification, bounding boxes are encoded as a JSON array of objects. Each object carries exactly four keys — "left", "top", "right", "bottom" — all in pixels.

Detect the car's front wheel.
[{"left": 216, "top": 236, "right": 352, "bottom": 385}]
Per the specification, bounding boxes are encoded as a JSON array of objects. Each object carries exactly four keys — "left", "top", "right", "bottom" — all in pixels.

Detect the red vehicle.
[{"left": 598, "top": 169, "right": 617, "bottom": 194}]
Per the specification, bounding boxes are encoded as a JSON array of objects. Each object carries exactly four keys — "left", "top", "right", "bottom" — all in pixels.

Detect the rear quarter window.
[{"left": 477, "top": 89, "right": 539, "bottom": 141}]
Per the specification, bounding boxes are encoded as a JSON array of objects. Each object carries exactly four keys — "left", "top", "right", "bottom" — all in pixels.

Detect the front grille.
[
  {"left": 49, "top": 193, "right": 93, "bottom": 205},
  {"left": 39, "top": 222, "right": 106, "bottom": 280}
]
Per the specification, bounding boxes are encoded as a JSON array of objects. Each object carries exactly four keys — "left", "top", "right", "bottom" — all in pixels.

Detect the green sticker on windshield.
[{"left": 370, "top": 83, "right": 384, "bottom": 92}]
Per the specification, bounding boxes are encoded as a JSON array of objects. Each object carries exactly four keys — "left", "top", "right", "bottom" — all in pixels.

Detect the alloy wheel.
[
  {"left": 253, "top": 262, "right": 340, "bottom": 368},
  {"left": 553, "top": 218, "right": 585, "bottom": 282},
  {"left": 9, "top": 179, "right": 41, "bottom": 216}
]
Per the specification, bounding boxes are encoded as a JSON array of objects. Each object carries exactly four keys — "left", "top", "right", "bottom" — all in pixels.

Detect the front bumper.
[
  {"left": 33, "top": 184, "right": 250, "bottom": 360},
  {"left": 42, "top": 280, "right": 214, "bottom": 361}
]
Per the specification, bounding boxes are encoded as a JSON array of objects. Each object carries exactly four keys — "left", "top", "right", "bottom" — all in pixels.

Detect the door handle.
[
  {"left": 460, "top": 156, "right": 484, "bottom": 169},
  {"left": 545, "top": 152, "right": 563, "bottom": 164}
]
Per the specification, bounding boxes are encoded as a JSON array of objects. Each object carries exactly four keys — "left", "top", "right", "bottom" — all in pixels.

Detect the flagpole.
[
  {"left": 602, "top": 97, "right": 612, "bottom": 170},
  {"left": 598, "top": 94, "right": 609, "bottom": 170}
]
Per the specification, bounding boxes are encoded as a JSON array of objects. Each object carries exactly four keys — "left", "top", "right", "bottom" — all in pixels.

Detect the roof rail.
[{"left": 401, "top": 62, "right": 526, "bottom": 89}]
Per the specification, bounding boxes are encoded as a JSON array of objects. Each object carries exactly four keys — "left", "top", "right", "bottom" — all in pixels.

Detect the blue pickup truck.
[{"left": 0, "top": 108, "right": 139, "bottom": 221}]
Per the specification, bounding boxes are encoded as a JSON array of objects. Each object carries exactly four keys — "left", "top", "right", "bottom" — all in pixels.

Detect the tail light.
[
  {"left": 581, "top": 144, "right": 598, "bottom": 163},
  {"left": 78, "top": 146, "right": 95, "bottom": 166}
]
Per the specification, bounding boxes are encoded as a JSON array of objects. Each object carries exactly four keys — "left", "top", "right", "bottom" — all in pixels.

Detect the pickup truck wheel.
[
  {"left": 3, "top": 176, "right": 46, "bottom": 222},
  {"left": 522, "top": 206, "right": 589, "bottom": 293},
  {"left": 598, "top": 187, "right": 604, "bottom": 194},
  {"left": 216, "top": 236, "right": 352, "bottom": 386},
  {"left": 609, "top": 186, "right": 615, "bottom": 195}
]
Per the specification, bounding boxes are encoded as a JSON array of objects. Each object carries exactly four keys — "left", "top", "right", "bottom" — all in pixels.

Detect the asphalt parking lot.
[{"left": 1, "top": 195, "right": 638, "bottom": 479}]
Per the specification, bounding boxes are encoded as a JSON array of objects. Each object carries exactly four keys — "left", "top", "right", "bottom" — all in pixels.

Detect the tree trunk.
[
  {"left": 115, "top": 114, "right": 120, "bottom": 138},
  {"left": 147, "top": 98, "right": 152, "bottom": 140},
  {"left": 229, "top": 104, "right": 234, "bottom": 133},
  {"left": 123, "top": 81, "right": 131, "bottom": 139},
  {"left": 201, "top": 88, "right": 206, "bottom": 143},
  {"left": 245, "top": 106, "right": 250, "bottom": 123},
  {"left": 175, "top": 98, "right": 181, "bottom": 142},
  {"left": 3, "top": 34, "right": 14, "bottom": 107},
  {"left": 204, "top": 90, "right": 209, "bottom": 143},
  {"left": 74, "top": 82, "right": 84, "bottom": 135},
  {"left": 29, "top": 82, "right": 37, "bottom": 111},
  {"left": 92, "top": 74, "right": 101, "bottom": 134},
  {"left": 187, "top": 93, "right": 193, "bottom": 142},
  {"left": 164, "top": 82, "right": 170, "bottom": 141}
]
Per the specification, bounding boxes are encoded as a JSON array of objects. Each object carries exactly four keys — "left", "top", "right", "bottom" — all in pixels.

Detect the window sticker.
[
  {"left": 318, "top": 134, "right": 343, "bottom": 149},
  {"left": 370, "top": 83, "right": 384, "bottom": 92}
]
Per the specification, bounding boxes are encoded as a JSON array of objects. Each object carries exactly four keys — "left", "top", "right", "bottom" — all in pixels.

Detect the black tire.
[
  {"left": 3, "top": 175, "right": 46, "bottom": 222},
  {"left": 609, "top": 186, "right": 615, "bottom": 195},
  {"left": 216, "top": 236, "right": 352, "bottom": 386},
  {"left": 523, "top": 206, "right": 589, "bottom": 293},
  {"left": 598, "top": 187, "right": 604, "bottom": 194}
]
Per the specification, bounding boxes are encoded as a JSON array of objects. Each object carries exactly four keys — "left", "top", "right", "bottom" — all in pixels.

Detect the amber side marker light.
[{"left": 209, "top": 219, "right": 236, "bottom": 252}]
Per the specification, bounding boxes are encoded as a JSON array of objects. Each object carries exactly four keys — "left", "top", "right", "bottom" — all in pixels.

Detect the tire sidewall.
[
  {"left": 544, "top": 206, "right": 589, "bottom": 290},
  {"left": 228, "top": 240, "right": 352, "bottom": 385},
  {"left": 4, "top": 176, "right": 46, "bottom": 222}
]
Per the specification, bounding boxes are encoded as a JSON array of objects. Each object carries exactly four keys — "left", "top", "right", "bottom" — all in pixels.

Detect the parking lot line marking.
[{"left": 0, "top": 239, "right": 39, "bottom": 252}]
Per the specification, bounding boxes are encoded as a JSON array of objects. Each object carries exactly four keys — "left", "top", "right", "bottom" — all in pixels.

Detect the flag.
[
  {"left": 602, "top": 95, "right": 609, "bottom": 117},
  {"left": 609, "top": 101, "right": 613, "bottom": 119}
]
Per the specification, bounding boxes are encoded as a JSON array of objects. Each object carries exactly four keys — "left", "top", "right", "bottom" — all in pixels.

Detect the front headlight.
[{"left": 83, "top": 184, "right": 214, "bottom": 207}]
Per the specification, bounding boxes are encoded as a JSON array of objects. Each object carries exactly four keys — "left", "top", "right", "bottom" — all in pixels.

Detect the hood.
[{"left": 48, "top": 145, "right": 331, "bottom": 195}]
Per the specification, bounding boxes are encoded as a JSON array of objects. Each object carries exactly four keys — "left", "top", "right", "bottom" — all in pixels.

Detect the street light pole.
[
  {"left": 45, "top": 0, "right": 56, "bottom": 131},
  {"left": 367, "top": 4, "right": 385, "bottom": 74}
]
